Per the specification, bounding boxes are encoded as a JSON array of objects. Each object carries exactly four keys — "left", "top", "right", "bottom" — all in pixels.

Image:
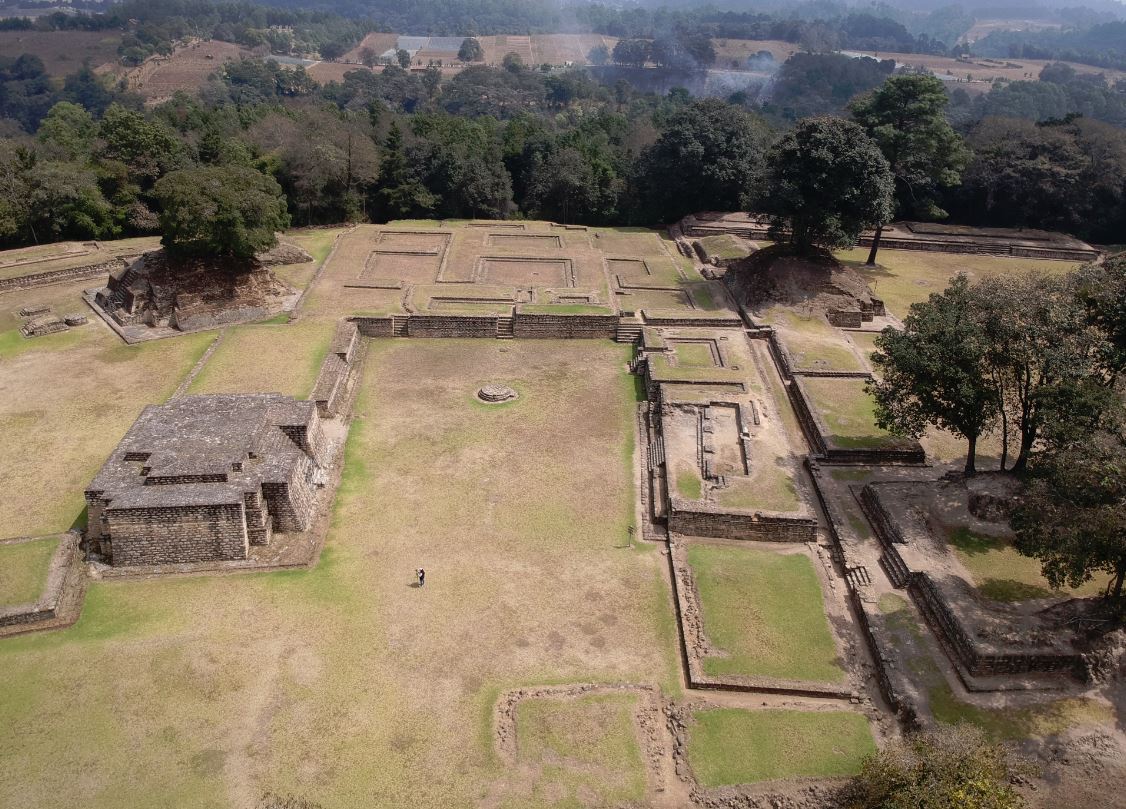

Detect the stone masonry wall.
[
  {"left": 667, "top": 498, "right": 817, "bottom": 541},
  {"left": 512, "top": 313, "right": 617, "bottom": 339},
  {"left": 0, "top": 258, "right": 133, "bottom": 292},
  {"left": 107, "top": 503, "right": 248, "bottom": 565},
  {"left": 406, "top": 314, "right": 501, "bottom": 338},
  {"left": 349, "top": 316, "right": 394, "bottom": 337}
]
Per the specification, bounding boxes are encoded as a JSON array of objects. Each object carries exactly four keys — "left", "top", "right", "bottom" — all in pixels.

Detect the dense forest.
[{"left": 1, "top": 0, "right": 1125, "bottom": 249}]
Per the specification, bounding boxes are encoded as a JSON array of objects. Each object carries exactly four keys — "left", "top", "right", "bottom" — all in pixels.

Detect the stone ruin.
[
  {"left": 18, "top": 305, "right": 88, "bottom": 338},
  {"left": 477, "top": 384, "right": 518, "bottom": 403},
  {"left": 724, "top": 245, "right": 885, "bottom": 327},
  {"left": 90, "top": 242, "right": 310, "bottom": 338},
  {"left": 84, "top": 394, "right": 329, "bottom": 566}
]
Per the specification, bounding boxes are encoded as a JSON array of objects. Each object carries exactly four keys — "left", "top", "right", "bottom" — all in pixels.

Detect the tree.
[
  {"left": 612, "top": 39, "right": 651, "bottom": 69},
  {"left": 975, "top": 272, "right": 1100, "bottom": 471},
  {"left": 631, "top": 98, "right": 771, "bottom": 224},
  {"left": 153, "top": 166, "right": 290, "bottom": 260},
  {"left": 458, "top": 37, "right": 484, "bottom": 63},
  {"left": 98, "top": 103, "right": 186, "bottom": 187},
  {"left": 360, "top": 46, "right": 378, "bottom": 68},
  {"left": 501, "top": 52, "right": 525, "bottom": 73},
  {"left": 396, "top": 49, "right": 411, "bottom": 69},
  {"left": 587, "top": 43, "right": 610, "bottom": 66},
  {"left": 1012, "top": 421, "right": 1126, "bottom": 600},
  {"left": 869, "top": 275, "right": 999, "bottom": 475},
  {"left": 372, "top": 122, "right": 436, "bottom": 221},
  {"left": 850, "top": 74, "right": 970, "bottom": 264},
  {"left": 847, "top": 725, "right": 1025, "bottom": 809},
  {"left": 37, "top": 101, "right": 96, "bottom": 161},
  {"left": 758, "top": 117, "right": 893, "bottom": 252}
]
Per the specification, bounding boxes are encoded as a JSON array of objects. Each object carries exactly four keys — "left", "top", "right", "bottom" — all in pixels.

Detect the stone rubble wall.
[{"left": 106, "top": 503, "right": 248, "bottom": 565}]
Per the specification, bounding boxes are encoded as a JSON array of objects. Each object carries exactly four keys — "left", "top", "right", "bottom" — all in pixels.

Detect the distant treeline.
[
  {"left": 974, "top": 21, "right": 1126, "bottom": 72},
  {"left": 2, "top": 48, "right": 1125, "bottom": 251}
]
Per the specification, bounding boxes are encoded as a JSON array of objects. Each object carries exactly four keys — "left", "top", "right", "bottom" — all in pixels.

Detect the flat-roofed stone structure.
[{"left": 85, "top": 394, "right": 329, "bottom": 566}]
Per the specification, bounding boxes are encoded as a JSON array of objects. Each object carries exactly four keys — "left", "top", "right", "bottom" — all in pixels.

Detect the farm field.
[{"left": 0, "top": 30, "right": 123, "bottom": 77}]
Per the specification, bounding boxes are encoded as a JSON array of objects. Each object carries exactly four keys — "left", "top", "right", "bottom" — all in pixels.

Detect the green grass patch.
[
  {"left": 518, "top": 303, "right": 614, "bottom": 315},
  {"left": 676, "top": 464, "right": 703, "bottom": 501},
  {"left": 929, "top": 683, "right": 1112, "bottom": 741},
  {"left": 688, "top": 544, "right": 845, "bottom": 683},
  {"left": 188, "top": 321, "right": 334, "bottom": 399},
  {"left": 714, "top": 472, "right": 800, "bottom": 514},
  {"left": 947, "top": 527, "right": 1102, "bottom": 601},
  {"left": 673, "top": 341, "right": 718, "bottom": 368},
  {"left": 0, "top": 537, "right": 60, "bottom": 606},
  {"left": 686, "top": 709, "right": 874, "bottom": 785},
  {"left": 696, "top": 234, "right": 751, "bottom": 262},
  {"left": 801, "top": 378, "right": 899, "bottom": 450}
]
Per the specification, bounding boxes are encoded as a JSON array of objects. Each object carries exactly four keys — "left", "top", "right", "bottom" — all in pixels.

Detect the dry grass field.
[
  {"left": 836, "top": 247, "right": 1083, "bottom": 319},
  {"left": 0, "top": 30, "right": 123, "bottom": 77},
  {"left": 0, "top": 279, "right": 213, "bottom": 536},
  {"left": 126, "top": 40, "right": 251, "bottom": 103},
  {"left": 0, "top": 537, "right": 59, "bottom": 606},
  {"left": 0, "top": 338, "right": 682, "bottom": 809}
]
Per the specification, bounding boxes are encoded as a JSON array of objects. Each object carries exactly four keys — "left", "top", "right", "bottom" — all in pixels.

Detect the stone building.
[{"left": 85, "top": 394, "right": 329, "bottom": 566}]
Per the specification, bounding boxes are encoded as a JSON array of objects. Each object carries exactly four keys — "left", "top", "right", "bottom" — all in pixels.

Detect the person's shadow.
[{"left": 408, "top": 581, "right": 422, "bottom": 588}]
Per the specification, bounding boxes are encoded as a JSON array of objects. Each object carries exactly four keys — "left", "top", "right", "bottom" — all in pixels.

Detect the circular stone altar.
[{"left": 477, "top": 384, "right": 519, "bottom": 403}]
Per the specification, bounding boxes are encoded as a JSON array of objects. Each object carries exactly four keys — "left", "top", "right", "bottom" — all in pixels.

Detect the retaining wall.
[
  {"left": 512, "top": 312, "right": 617, "bottom": 339},
  {"left": 667, "top": 498, "right": 817, "bottom": 541},
  {"left": 106, "top": 503, "right": 248, "bottom": 565},
  {"left": 0, "top": 534, "right": 80, "bottom": 628},
  {"left": 349, "top": 316, "right": 394, "bottom": 337},
  {"left": 0, "top": 258, "right": 133, "bottom": 292}
]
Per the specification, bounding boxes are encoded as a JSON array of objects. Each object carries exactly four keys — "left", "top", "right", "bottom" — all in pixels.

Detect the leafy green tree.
[
  {"left": 850, "top": 74, "right": 970, "bottom": 264},
  {"left": 458, "top": 37, "right": 484, "bottom": 63},
  {"left": 974, "top": 272, "right": 1101, "bottom": 471},
  {"left": 759, "top": 117, "right": 893, "bottom": 251},
  {"left": 153, "top": 166, "right": 290, "bottom": 259},
  {"left": 631, "top": 98, "right": 771, "bottom": 224},
  {"left": 587, "top": 43, "right": 610, "bottom": 66},
  {"left": 1012, "top": 420, "right": 1126, "bottom": 600},
  {"left": 1073, "top": 256, "right": 1126, "bottom": 378},
  {"left": 869, "top": 275, "right": 999, "bottom": 475},
  {"left": 396, "top": 49, "right": 411, "bottom": 69},
  {"left": 847, "top": 725, "right": 1026, "bottom": 809},
  {"left": 502, "top": 52, "right": 525, "bottom": 73},
  {"left": 612, "top": 39, "right": 651, "bottom": 69},
  {"left": 98, "top": 103, "right": 187, "bottom": 187},
  {"left": 372, "top": 122, "right": 436, "bottom": 221},
  {"left": 37, "top": 101, "right": 97, "bottom": 161}
]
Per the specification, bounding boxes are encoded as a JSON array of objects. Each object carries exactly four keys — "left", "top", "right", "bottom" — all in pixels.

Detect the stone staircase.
[
  {"left": 391, "top": 315, "right": 408, "bottom": 337},
  {"left": 615, "top": 317, "right": 643, "bottom": 344},
  {"left": 496, "top": 318, "right": 514, "bottom": 339}
]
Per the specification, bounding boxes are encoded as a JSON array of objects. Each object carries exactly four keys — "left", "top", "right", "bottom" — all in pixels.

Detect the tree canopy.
[
  {"left": 758, "top": 117, "right": 893, "bottom": 251},
  {"left": 153, "top": 165, "right": 290, "bottom": 259}
]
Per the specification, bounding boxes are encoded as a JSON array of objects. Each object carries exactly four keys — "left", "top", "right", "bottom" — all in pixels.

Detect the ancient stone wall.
[
  {"left": 406, "top": 314, "right": 502, "bottom": 338},
  {"left": 106, "top": 503, "right": 248, "bottom": 565},
  {"left": 667, "top": 498, "right": 817, "bottom": 541},
  {"left": 908, "top": 573, "right": 1082, "bottom": 677},
  {"left": 349, "top": 316, "right": 394, "bottom": 337},
  {"left": 512, "top": 312, "right": 617, "bottom": 339},
  {"left": 642, "top": 313, "right": 743, "bottom": 328},
  {"left": 0, "top": 258, "right": 133, "bottom": 292},
  {"left": 0, "top": 534, "right": 80, "bottom": 629}
]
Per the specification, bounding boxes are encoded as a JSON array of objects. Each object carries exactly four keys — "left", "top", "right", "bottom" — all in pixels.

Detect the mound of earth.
[
  {"left": 93, "top": 243, "right": 305, "bottom": 333},
  {"left": 723, "top": 245, "right": 885, "bottom": 326}
]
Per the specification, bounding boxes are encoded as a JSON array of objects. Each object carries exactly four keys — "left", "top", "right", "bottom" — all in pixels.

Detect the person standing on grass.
[{"left": 417, "top": 568, "right": 425, "bottom": 587}]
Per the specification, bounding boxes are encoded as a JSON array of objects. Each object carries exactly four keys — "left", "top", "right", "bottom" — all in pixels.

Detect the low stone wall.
[
  {"left": 856, "top": 235, "right": 1098, "bottom": 262},
  {"left": 785, "top": 378, "right": 830, "bottom": 456},
  {"left": 0, "top": 258, "right": 133, "bottom": 292},
  {"left": 860, "top": 483, "right": 1082, "bottom": 679},
  {"left": 349, "top": 316, "right": 394, "bottom": 337},
  {"left": 641, "top": 312, "right": 743, "bottom": 328},
  {"left": 405, "top": 314, "right": 501, "bottom": 338},
  {"left": 512, "top": 312, "right": 617, "bottom": 339},
  {"left": 826, "top": 309, "right": 863, "bottom": 328},
  {"left": 667, "top": 498, "right": 817, "bottom": 542},
  {"left": 0, "top": 534, "right": 80, "bottom": 628},
  {"left": 908, "top": 573, "right": 1082, "bottom": 677},
  {"left": 312, "top": 322, "right": 362, "bottom": 418}
]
